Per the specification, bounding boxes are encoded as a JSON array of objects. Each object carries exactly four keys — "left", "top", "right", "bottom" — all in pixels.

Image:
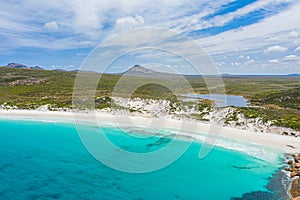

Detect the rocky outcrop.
[
  {"left": 4, "top": 63, "right": 43, "bottom": 70},
  {"left": 286, "top": 154, "right": 300, "bottom": 199},
  {"left": 291, "top": 178, "right": 300, "bottom": 200},
  {"left": 292, "top": 195, "right": 300, "bottom": 200},
  {"left": 211, "top": 107, "right": 300, "bottom": 137},
  {"left": 8, "top": 77, "right": 48, "bottom": 86}
]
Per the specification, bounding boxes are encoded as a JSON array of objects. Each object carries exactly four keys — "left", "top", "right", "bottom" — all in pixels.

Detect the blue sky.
[{"left": 0, "top": 0, "right": 300, "bottom": 74}]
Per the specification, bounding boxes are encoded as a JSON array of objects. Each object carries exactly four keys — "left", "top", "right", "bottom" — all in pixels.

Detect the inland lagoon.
[{"left": 183, "top": 94, "right": 249, "bottom": 107}]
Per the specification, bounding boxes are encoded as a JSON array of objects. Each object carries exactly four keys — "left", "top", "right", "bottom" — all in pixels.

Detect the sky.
[{"left": 0, "top": 0, "right": 300, "bottom": 74}]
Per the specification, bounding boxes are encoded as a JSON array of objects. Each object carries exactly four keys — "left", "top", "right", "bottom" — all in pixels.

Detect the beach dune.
[{"left": 0, "top": 109, "right": 299, "bottom": 154}]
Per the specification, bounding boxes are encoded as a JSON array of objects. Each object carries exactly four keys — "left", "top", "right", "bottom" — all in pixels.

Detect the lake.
[{"left": 183, "top": 94, "right": 249, "bottom": 107}]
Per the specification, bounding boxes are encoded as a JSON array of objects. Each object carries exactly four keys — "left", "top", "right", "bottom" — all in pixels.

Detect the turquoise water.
[{"left": 0, "top": 119, "right": 286, "bottom": 199}]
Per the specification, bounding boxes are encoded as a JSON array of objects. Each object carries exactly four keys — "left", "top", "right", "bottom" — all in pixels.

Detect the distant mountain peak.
[
  {"left": 4, "top": 63, "right": 43, "bottom": 70},
  {"left": 286, "top": 73, "right": 300, "bottom": 77},
  {"left": 120, "top": 64, "right": 181, "bottom": 78},
  {"left": 125, "top": 65, "right": 157, "bottom": 74}
]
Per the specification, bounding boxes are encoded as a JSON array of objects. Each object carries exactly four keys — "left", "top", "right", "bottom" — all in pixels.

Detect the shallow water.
[{"left": 0, "top": 119, "right": 287, "bottom": 199}]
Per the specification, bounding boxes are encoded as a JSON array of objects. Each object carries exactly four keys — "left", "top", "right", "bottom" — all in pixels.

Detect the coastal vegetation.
[{"left": 0, "top": 67, "right": 299, "bottom": 131}]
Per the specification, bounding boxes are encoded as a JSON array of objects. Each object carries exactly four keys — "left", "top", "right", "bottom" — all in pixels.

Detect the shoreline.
[
  {"left": 1, "top": 109, "right": 300, "bottom": 199},
  {"left": 0, "top": 109, "right": 299, "bottom": 154}
]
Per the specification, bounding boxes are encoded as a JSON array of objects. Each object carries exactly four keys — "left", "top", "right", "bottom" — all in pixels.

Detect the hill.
[
  {"left": 121, "top": 64, "right": 182, "bottom": 78},
  {"left": 286, "top": 74, "right": 300, "bottom": 77},
  {"left": 123, "top": 65, "right": 157, "bottom": 76},
  {"left": 3, "top": 63, "right": 43, "bottom": 70},
  {"left": 0, "top": 67, "right": 299, "bottom": 130}
]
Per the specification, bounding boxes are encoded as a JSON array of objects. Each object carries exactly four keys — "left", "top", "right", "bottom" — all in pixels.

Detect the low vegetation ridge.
[{"left": 0, "top": 65, "right": 299, "bottom": 132}]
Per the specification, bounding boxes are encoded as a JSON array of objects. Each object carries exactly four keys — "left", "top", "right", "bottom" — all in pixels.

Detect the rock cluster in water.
[{"left": 286, "top": 154, "right": 300, "bottom": 199}]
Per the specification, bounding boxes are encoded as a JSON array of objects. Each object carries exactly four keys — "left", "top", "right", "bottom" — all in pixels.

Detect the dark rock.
[
  {"left": 287, "top": 145, "right": 296, "bottom": 149},
  {"left": 291, "top": 172, "right": 298, "bottom": 178},
  {"left": 231, "top": 191, "right": 274, "bottom": 200},
  {"left": 291, "top": 171, "right": 300, "bottom": 178},
  {"left": 290, "top": 178, "right": 300, "bottom": 199},
  {"left": 285, "top": 168, "right": 291, "bottom": 172},
  {"left": 232, "top": 167, "right": 290, "bottom": 200}
]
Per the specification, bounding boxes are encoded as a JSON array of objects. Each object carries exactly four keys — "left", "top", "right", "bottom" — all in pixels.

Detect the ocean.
[{"left": 0, "top": 119, "right": 289, "bottom": 200}]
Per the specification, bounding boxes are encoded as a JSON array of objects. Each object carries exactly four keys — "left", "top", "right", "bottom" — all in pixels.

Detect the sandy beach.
[{"left": 0, "top": 109, "right": 299, "bottom": 154}]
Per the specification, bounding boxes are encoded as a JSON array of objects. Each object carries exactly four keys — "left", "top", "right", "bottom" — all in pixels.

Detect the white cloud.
[
  {"left": 216, "top": 61, "right": 225, "bottom": 67},
  {"left": 268, "top": 59, "right": 279, "bottom": 63},
  {"left": 0, "top": 0, "right": 300, "bottom": 75},
  {"left": 288, "top": 30, "right": 299, "bottom": 38},
  {"left": 184, "top": 0, "right": 294, "bottom": 32},
  {"left": 246, "top": 59, "right": 254, "bottom": 64},
  {"left": 295, "top": 47, "right": 300, "bottom": 52},
  {"left": 158, "top": 0, "right": 237, "bottom": 32},
  {"left": 266, "top": 36, "right": 281, "bottom": 42},
  {"left": 284, "top": 54, "right": 299, "bottom": 61},
  {"left": 230, "top": 62, "right": 241, "bottom": 66},
  {"left": 51, "top": 64, "right": 76, "bottom": 70},
  {"left": 43, "top": 21, "right": 59, "bottom": 31},
  {"left": 2, "top": 0, "right": 296, "bottom": 52},
  {"left": 264, "top": 45, "right": 288, "bottom": 53},
  {"left": 197, "top": 1, "right": 300, "bottom": 56},
  {"left": 115, "top": 15, "right": 144, "bottom": 29}
]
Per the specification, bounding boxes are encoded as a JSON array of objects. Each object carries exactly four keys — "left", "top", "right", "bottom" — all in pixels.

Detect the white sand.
[{"left": 0, "top": 109, "right": 299, "bottom": 154}]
